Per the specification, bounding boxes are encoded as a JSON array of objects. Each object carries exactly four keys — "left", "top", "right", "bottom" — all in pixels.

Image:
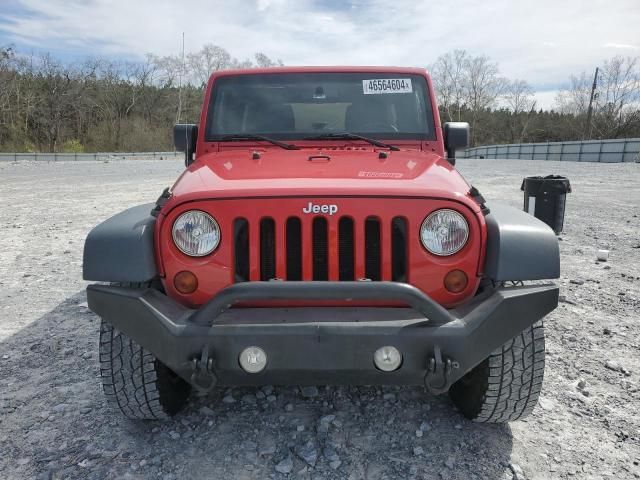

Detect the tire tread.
[
  {"left": 450, "top": 321, "right": 545, "bottom": 423},
  {"left": 99, "top": 321, "right": 170, "bottom": 420}
]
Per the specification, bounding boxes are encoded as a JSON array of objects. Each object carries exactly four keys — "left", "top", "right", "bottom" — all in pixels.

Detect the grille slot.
[
  {"left": 365, "top": 217, "right": 381, "bottom": 281},
  {"left": 312, "top": 217, "right": 328, "bottom": 280},
  {"left": 391, "top": 217, "right": 408, "bottom": 282},
  {"left": 260, "top": 217, "right": 276, "bottom": 280},
  {"left": 286, "top": 217, "right": 302, "bottom": 280},
  {"left": 233, "top": 218, "right": 249, "bottom": 282},
  {"left": 338, "top": 217, "right": 355, "bottom": 280}
]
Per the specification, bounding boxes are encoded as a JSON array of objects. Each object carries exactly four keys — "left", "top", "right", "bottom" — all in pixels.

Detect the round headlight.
[
  {"left": 172, "top": 210, "right": 220, "bottom": 257},
  {"left": 420, "top": 209, "right": 469, "bottom": 256}
]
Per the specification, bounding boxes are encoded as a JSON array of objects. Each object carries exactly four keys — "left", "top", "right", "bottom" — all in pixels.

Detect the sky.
[{"left": 1, "top": 0, "right": 639, "bottom": 109}]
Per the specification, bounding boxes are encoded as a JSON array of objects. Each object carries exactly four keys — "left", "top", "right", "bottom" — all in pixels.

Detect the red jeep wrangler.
[{"left": 84, "top": 67, "right": 559, "bottom": 422}]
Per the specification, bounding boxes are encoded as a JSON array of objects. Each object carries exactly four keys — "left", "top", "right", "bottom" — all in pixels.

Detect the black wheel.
[
  {"left": 449, "top": 321, "right": 545, "bottom": 423},
  {"left": 98, "top": 284, "right": 191, "bottom": 420}
]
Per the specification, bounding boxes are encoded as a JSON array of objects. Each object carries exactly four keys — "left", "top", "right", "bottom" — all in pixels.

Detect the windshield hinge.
[
  {"left": 469, "top": 186, "right": 490, "bottom": 215},
  {"left": 151, "top": 187, "right": 171, "bottom": 217}
]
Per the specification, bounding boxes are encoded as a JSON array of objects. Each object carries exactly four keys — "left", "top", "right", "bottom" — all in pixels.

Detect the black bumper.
[{"left": 87, "top": 281, "right": 558, "bottom": 392}]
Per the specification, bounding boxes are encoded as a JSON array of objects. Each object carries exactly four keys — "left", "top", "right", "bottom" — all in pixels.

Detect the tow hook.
[
  {"left": 189, "top": 347, "right": 217, "bottom": 392},
  {"left": 424, "top": 346, "right": 459, "bottom": 395}
]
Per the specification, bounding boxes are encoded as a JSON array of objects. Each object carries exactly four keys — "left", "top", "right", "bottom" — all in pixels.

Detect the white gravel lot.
[{"left": 0, "top": 158, "right": 638, "bottom": 480}]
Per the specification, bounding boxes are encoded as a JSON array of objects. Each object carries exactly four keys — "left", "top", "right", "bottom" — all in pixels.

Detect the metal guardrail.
[
  {"left": 461, "top": 138, "right": 640, "bottom": 163},
  {"left": 0, "top": 151, "right": 181, "bottom": 162},
  {"left": 5, "top": 141, "right": 639, "bottom": 163}
]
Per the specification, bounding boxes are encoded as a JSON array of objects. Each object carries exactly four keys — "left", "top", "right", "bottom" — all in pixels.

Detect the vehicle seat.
[
  {"left": 345, "top": 99, "right": 395, "bottom": 132},
  {"left": 245, "top": 104, "right": 295, "bottom": 133}
]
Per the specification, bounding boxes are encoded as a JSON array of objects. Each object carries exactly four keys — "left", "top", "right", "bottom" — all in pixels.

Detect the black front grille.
[
  {"left": 338, "top": 217, "right": 355, "bottom": 280},
  {"left": 391, "top": 217, "right": 408, "bottom": 282},
  {"left": 286, "top": 217, "right": 302, "bottom": 281},
  {"left": 312, "top": 217, "right": 329, "bottom": 280},
  {"left": 260, "top": 218, "right": 276, "bottom": 280},
  {"left": 234, "top": 215, "right": 408, "bottom": 282},
  {"left": 364, "top": 217, "right": 381, "bottom": 281},
  {"left": 233, "top": 218, "right": 249, "bottom": 282}
]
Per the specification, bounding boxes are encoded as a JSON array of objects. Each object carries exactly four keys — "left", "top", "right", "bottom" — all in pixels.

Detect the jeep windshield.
[{"left": 205, "top": 72, "right": 436, "bottom": 142}]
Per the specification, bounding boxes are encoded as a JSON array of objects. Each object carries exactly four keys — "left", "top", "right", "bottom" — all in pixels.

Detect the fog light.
[
  {"left": 374, "top": 346, "right": 402, "bottom": 372},
  {"left": 239, "top": 346, "right": 267, "bottom": 373},
  {"left": 174, "top": 270, "right": 198, "bottom": 294},
  {"left": 444, "top": 269, "right": 468, "bottom": 293}
]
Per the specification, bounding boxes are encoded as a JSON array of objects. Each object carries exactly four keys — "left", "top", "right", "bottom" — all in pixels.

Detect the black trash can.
[{"left": 520, "top": 175, "right": 571, "bottom": 234}]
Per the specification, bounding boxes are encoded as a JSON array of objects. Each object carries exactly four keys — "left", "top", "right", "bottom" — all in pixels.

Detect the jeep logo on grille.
[{"left": 302, "top": 202, "right": 338, "bottom": 215}]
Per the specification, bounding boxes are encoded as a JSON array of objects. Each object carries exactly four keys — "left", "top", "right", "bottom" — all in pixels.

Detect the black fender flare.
[
  {"left": 483, "top": 203, "right": 560, "bottom": 281},
  {"left": 83, "top": 204, "right": 158, "bottom": 282}
]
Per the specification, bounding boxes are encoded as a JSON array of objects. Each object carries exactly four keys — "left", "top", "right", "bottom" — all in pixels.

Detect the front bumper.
[{"left": 87, "top": 281, "right": 558, "bottom": 393}]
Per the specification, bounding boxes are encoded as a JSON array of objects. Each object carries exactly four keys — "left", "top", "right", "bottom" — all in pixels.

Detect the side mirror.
[
  {"left": 174, "top": 124, "right": 198, "bottom": 167},
  {"left": 443, "top": 122, "right": 470, "bottom": 166}
]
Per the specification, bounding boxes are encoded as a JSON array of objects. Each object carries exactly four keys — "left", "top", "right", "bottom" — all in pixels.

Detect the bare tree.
[
  {"left": 430, "top": 49, "right": 468, "bottom": 122},
  {"left": 2, "top": 51, "right": 40, "bottom": 149},
  {"left": 430, "top": 50, "right": 506, "bottom": 144},
  {"left": 94, "top": 60, "right": 142, "bottom": 149},
  {"left": 555, "top": 56, "right": 640, "bottom": 138},
  {"left": 66, "top": 58, "right": 100, "bottom": 148},
  {"left": 464, "top": 55, "right": 507, "bottom": 127},
  {"left": 135, "top": 55, "right": 163, "bottom": 121},
  {"left": 0, "top": 44, "right": 287, "bottom": 153},
  {"left": 504, "top": 79, "right": 536, "bottom": 113},
  {"left": 503, "top": 79, "right": 537, "bottom": 142},
  {"left": 254, "top": 52, "right": 283, "bottom": 68},
  {"left": 0, "top": 46, "right": 17, "bottom": 144},
  {"left": 594, "top": 56, "right": 640, "bottom": 138},
  {"left": 149, "top": 53, "right": 184, "bottom": 88},
  {"left": 187, "top": 44, "right": 234, "bottom": 86},
  {"left": 555, "top": 73, "right": 592, "bottom": 115},
  {"left": 8, "top": 44, "right": 635, "bottom": 152},
  {"left": 29, "top": 54, "right": 78, "bottom": 151}
]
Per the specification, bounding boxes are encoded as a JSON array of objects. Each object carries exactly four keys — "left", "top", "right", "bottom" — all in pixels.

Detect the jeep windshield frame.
[{"left": 204, "top": 72, "right": 437, "bottom": 142}]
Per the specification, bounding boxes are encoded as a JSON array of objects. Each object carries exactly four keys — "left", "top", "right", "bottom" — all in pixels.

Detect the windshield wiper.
[
  {"left": 220, "top": 134, "right": 299, "bottom": 150},
  {"left": 303, "top": 132, "right": 400, "bottom": 151}
]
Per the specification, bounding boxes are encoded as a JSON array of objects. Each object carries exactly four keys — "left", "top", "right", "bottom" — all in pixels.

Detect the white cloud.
[
  {"left": 603, "top": 43, "right": 639, "bottom": 50},
  {"left": 534, "top": 90, "right": 560, "bottom": 111},
  {"left": 1, "top": 0, "right": 639, "bottom": 91}
]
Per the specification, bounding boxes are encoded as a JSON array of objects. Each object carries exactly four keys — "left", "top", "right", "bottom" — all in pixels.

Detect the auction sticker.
[{"left": 363, "top": 78, "right": 412, "bottom": 94}]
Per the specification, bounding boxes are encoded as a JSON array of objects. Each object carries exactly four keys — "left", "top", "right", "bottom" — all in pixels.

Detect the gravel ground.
[{"left": 0, "top": 158, "right": 639, "bottom": 480}]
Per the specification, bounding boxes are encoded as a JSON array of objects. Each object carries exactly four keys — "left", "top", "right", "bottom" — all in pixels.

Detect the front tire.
[
  {"left": 99, "top": 319, "right": 191, "bottom": 420},
  {"left": 449, "top": 321, "right": 545, "bottom": 423}
]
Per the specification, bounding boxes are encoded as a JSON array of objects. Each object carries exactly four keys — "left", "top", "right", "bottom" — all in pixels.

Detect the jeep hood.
[{"left": 166, "top": 149, "right": 477, "bottom": 211}]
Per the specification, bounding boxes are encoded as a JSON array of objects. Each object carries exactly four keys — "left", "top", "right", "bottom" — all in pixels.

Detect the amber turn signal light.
[
  {"left": 174, "top": 271, "right": 198, "bottom": 294},
  {"left": 444, "top": 269, "right": 468, "bottom": 293}
]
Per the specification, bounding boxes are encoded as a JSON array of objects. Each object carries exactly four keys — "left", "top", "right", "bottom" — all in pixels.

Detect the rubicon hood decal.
[{"left": 358, "top": 171, "right": 404, "bottom": 178}]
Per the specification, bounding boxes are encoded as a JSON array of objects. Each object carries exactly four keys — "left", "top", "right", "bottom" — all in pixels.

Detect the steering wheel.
[{"left": 358, "top": 122, "right": 399, "bottom": 132}]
